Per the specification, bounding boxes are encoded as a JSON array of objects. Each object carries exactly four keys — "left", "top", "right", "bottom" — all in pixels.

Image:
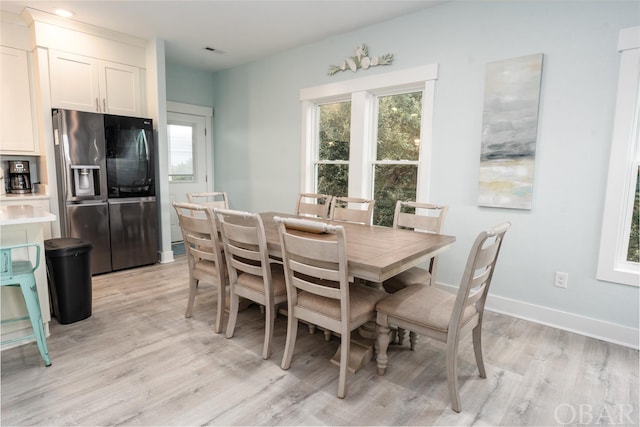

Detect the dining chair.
[
  {"left": 172, "top": 202, "right": 227, "bottom": 333},
  {"left": 275, "top": 216, "right": 387, "bottom": 398},
  {"left": 383, "top": 201, "right": 448, "bottom": 293},
  {"left": 375, "top": 222, "right": 511, "bottom": 412},
  {"left": 214, "top": 208, "right": 287, "bottom": 360},
  {"left": 381, "top": 201, "right": 448, "bottom": 348},
  {"left": 187, "top": 192, "right": 229, "bottom": 211},
  {"left": 329, "top": 196, "right": 375, "bottom": 225},
  {"left": 295, "top": 192, "right": 333, "bottom": 219},
  {"left": 0, "top": 243, "right": 51, "bottom": 366}
]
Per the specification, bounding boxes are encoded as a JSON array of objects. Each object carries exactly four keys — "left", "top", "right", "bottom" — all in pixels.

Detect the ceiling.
[{"left": 0, "top": 0, "right": 444, "bottom": 72}]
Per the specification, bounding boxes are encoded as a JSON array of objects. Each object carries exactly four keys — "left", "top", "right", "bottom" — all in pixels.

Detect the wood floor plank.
[{"left": 2, "top": 257, "right": 638, "bottom": 426}]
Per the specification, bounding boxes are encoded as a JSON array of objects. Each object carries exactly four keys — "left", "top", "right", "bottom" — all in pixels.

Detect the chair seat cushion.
[
  {"left": 236, "top": 263, "right": 287, "bottom": 297},
  {"left": 297, "top": 283, "right": 387, "bottom": 321},
  {"left": 376, "top": 284, "right": 477, "bottom": 333},
  {"left": 383, "top": 267, "right": 431, "bottom": 293}
]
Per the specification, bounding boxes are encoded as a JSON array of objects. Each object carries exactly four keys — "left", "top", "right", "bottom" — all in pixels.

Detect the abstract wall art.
[{"left": 478, "top": 53, "right": 544, "bottom": 209}]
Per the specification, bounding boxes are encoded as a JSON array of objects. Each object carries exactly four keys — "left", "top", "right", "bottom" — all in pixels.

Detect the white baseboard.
[
  {"left": 158, "top": 250, "right": 174, "bottom": 264},
  {"left": 436, "top": 283, "right": 639, "bottom": 350}
]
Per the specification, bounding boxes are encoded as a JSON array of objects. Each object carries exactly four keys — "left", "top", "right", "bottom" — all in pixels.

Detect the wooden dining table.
[
  {"left": 259, "top": 212, "right": 457, "bottom": 372},
  {"left": 259, "top": 212, "right": 456, "bottom": 283}
]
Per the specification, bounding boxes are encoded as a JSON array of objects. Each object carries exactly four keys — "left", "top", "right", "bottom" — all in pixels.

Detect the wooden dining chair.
[
  {"left": 187, "top": 192, "right": 229, "bottom": 211},
  {"left": 375, "top": 222, "right": 511, "bottom": 412},
  {"left": 173, "top": 202, "right": 227, "bottom": 333},
  {"left": 381, "top": 201, "right": 448, "bottom": 348},
  {"left": 275, "top": 216, "right": 387, "bottom": 398},
  {"left": 383, "top": 201, "right": 448, "bottom": 293},
  {"left": 329, "top": 196, "right": 375, "bottom": 225},
  {"left": 295, "top": 192, "right": 333, "bottom": 219},
  {"left": 214, "top": 208, "right": 288, "bottom": 360}
]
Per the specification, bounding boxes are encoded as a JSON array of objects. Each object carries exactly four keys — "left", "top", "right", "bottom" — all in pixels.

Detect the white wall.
[{"left": 209, "top": 1, "right": 639, "bottom": 346}]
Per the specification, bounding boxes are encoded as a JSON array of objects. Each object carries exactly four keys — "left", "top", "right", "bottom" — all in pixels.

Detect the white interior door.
[{"left": 168, "top": 111, "right": 209, "bottom": 242}]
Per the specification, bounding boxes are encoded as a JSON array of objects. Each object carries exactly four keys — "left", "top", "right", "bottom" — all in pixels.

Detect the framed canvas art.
[{"left": 478, "top": 53, "right": 544, "bottom": 209}]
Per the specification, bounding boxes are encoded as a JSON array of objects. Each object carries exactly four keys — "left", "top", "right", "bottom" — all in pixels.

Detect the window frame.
[
  {"left": 300, "top": 64, "right": 438, "bottom": 205},
  {"left": 597, "top": 26, "right": 640, "bottom": 287}
]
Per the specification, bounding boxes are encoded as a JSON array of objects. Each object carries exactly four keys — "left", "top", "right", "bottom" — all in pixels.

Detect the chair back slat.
[
  {"left": 296, "top": 193, "right": 333, "bottom": 219},
  {"left": 329, "top": 197, "right": 374, "bottom": 225},
  {"left": 219, "top": 221, "right": 261, "bottom": 254},
  {"left": 275, "top": 216, "right": 348, "bottom": 300},
  {"left": 451, "top": 222, "right": 511, "bottom": 328},
  {"left": 394, "top": 201, "right": 448, "bottom": 233},
  {"left": 173, "top": 202, "right": 224, "bottom": 266},
  {"left": 187, "top": 192, "right": 229, "bottom": 212},
  {"left": 475, "top": 240, "right": 501, "bottom": 269},
  {"left": 391, "top": 201, "right": 448, "bottom": 281},
  {"left": 215, "top": 208, "right": 271, "bottom": 287}
]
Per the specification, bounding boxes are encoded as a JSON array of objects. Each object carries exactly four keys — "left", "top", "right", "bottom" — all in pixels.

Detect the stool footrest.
[
  {"left": 1, "top": 333, "right": 36, "bottom": 346},
  {"left": 1, "top": 316, "right": 31, "bottom": 325}
]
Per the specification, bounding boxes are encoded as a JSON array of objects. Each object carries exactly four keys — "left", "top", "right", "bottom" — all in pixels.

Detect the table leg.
[{"left": 330, "top": 331, "right": 374, "bottom": 373}]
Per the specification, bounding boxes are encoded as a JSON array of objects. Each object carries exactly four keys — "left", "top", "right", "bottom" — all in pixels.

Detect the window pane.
[
  {"left": 317, "top": 164, "right": 348, "bottom": 197},
  {"left": 377, "top": 92, "right": 422, "bottom": 161},
  {"left": 628, "top": 166, "right": 640, "bottom": 263},
  {"left": 319, "top": 102, "right": 350, "bottom": 161},
  {"left": 168, "top": 124, "right": 194, "bottom": 180},
  {"left": 373, "top": 164, "right": 417, "bottom": 226}
]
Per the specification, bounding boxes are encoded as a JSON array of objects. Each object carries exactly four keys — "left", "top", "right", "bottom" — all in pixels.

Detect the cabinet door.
[
  {"left": 99, "top": 61, "right": 142, "bottom": 116},
  {"left": 0, "top": 47, "right": 37, "bottom": 154},
  {"left": 49, "top": 50, "right": 100, "bottom": 112}
]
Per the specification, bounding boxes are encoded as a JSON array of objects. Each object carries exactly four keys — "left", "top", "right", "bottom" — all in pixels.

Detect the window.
[
  {"left": 373, "top": 91, "right": 422, "bottom": 226},
  {"left": 317, "top": 101, "right": 351, "bottom": 196},
  {"left": 167, "top": 123, "right": 194, "bottom": 182},
  {"left": 597, "top": 26, "right": 640, "bottom": 286},
  {"left": 301, "top": 65, "right": 437, "bottom": 226}
]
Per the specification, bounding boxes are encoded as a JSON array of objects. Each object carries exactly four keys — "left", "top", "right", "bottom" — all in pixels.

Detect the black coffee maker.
[{"left": 8, "top": 160, "right": 32, "bottom": 194}]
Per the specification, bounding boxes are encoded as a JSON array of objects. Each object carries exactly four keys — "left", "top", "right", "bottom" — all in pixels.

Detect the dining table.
[
  {"left": 258, "top": 212, "right": 457, "bottom": 372},
  {"left": 259, "top": 212, "right": 456, "bottom": 283}
]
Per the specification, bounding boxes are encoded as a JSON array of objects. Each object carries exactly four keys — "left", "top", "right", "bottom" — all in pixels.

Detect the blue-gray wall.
[
  {"left": 171, "top": 1, "right": 640, "bottom": 343},
  {"left": 166, "top": 61, "right": 215, "bottom": 107}
]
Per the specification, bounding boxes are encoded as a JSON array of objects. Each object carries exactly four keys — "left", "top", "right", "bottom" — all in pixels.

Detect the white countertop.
[
  {"left": 0, "top": 204, "right": 56, "bottom": 225},
  {"left": 0, "top": 192, "right": 51, "bottom": 201}
]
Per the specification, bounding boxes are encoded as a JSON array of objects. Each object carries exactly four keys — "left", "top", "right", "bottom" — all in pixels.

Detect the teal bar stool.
[{"left": 1, "top": 243, "right": 51, "bottom": 366}]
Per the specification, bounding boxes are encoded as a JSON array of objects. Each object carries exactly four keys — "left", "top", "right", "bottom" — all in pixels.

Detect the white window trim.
[
  {"left": 300, "top": 64, "right": 438, "bottom": 200},
  {"left": 597, "top": 26, "right": 640, "bottom": 287}
]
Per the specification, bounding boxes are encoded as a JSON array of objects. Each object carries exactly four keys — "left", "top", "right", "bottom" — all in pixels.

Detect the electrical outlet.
[{"left": 555, "top": 272, "right": 568, "bottom": 288}]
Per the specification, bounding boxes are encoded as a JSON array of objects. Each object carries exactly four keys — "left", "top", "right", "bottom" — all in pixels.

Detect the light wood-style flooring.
[{"left": 2, "top": 257, "right": 638, "bottom": 426}]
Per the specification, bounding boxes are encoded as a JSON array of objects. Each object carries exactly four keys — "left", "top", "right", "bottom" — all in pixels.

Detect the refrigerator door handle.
[
  {"left": 69, "top": 200, "right": 108, "bottom": 207},
  {"left": 107, "top": 197, "right": 156, "bottom": 204}
]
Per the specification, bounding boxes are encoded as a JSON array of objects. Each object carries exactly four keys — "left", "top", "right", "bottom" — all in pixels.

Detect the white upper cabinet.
[
  {"left": 99, "top": 61, "right": 141, "bottom": 116},
  {"left": 49, "top": 50, "right": 100, "bottom": 112},
  {"left": 0, "top": 46, "right": 38, "bottom": 154},
  {"left": 49, "top": 49, "right": 143, "bottom": 117}
]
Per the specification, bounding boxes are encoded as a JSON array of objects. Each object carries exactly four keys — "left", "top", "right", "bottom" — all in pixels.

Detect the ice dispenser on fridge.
[{"left": 70, "top": 165, "right": 100, "bottom": 197}]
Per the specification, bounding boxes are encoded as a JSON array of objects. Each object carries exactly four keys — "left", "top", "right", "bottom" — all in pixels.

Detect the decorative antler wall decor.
[{"left": 328, "top": 44, "right": 393, "bottom": 76}]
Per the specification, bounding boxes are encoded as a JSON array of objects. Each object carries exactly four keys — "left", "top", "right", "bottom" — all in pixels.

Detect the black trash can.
[{"left": 44, "top": 238, "right": 93, "bottom": 324}]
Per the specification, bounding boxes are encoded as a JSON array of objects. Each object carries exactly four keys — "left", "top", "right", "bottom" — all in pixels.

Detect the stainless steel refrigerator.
[{"left": 52, "top": 109, "right": 158, "bottom": 275}]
